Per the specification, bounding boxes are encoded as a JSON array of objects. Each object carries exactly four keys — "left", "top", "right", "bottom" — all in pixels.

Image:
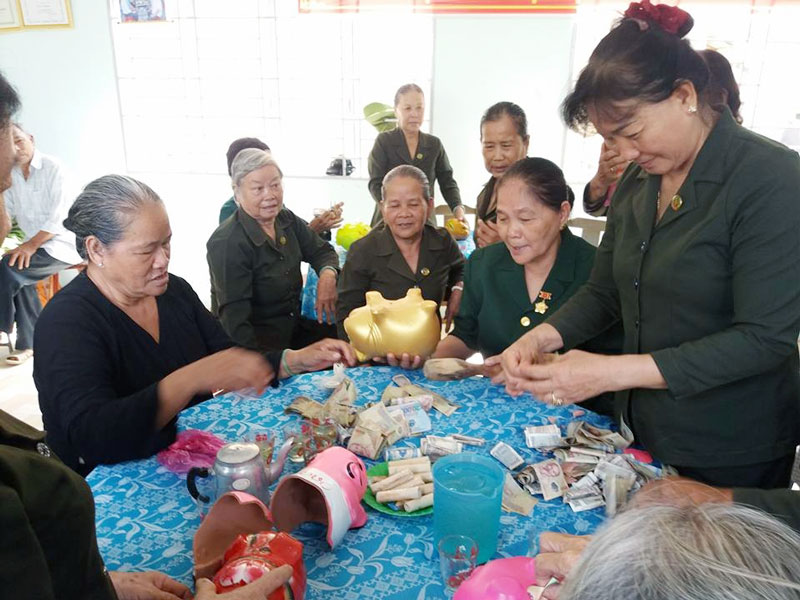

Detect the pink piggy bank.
[
  {"left": 271, "top": 447, "right": 368, "bottom": 548},
  {"left": 453, "top": 557, "right": 537, "bottom": 600}
]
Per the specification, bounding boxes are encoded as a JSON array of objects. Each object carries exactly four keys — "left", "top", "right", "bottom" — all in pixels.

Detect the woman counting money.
[{"left": 496, "top": 1, "right": 800, "bottom": 488}]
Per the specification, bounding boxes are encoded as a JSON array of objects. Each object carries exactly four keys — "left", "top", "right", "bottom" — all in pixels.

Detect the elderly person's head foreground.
[
  {"left": 336, "top": 164, "right": 465, "bottom": 366},
  {"left": 537, "top": 504, "right": 800, "bottom": 600},
  {"left": 35, "top": 174, "right": 353, "bottom": 477}
]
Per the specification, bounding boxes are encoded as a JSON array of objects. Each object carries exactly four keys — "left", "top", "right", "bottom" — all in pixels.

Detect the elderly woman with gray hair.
[
  {"left": 533, "top": 504, "right": 800, "bottom": 600},
  {"left": 336, "top": 164, "right": 465, "bottom": 367},
  {"left": 34, "top": 174, "right": 355, "bottom": 476},
  {"left": 207, "top": 149, "right": 340, "bottom": 352}
]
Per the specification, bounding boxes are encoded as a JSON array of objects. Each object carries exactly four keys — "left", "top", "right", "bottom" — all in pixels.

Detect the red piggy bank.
[{"left": 213, "top": 531, "right": 306, "bottom": 599}]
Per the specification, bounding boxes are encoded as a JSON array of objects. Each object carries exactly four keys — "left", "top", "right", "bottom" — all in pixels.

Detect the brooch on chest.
[{"left": 534, "top": 291, "right": 552, "bottom": 315}]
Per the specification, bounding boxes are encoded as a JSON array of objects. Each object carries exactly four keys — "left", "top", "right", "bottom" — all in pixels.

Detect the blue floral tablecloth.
[{"left": 88, "top": 366, "right": 612, "bottom": 599}]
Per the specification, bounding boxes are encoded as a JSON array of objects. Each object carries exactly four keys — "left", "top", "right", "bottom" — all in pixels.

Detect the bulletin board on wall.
[{"left": 0, "top": 0, "right": 72, "bottom": 31}]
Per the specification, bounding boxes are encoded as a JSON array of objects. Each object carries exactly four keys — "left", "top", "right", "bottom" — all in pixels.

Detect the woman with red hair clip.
[{"left": 497, "top": 1, "right": 800, "bottom": 489}]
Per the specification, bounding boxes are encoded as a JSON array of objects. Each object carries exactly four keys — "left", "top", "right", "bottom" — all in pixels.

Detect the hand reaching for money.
[{"left": 534, "top": 532, "right": 592, "bottom": 599}]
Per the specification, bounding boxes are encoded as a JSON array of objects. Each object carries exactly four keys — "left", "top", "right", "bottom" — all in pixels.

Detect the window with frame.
[{"left": 110, "top": 0, "right": 434, "bottom": 178}]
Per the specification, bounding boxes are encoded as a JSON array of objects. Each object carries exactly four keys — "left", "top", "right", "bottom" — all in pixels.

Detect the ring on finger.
[{"left": 550, "top": 391, "right": 564, "bottom": 407}]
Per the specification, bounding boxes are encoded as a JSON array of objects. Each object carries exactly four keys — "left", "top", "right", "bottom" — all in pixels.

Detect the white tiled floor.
[{"left": 0, "top": 344, "right": 42, "bottom": 430}]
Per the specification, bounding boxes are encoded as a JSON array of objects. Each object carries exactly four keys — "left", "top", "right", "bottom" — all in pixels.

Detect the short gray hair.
[
  {"left": 230, "top": 148, "right": 280, "bottom": 187},
  {"left": 64, "top": 174, "right": 162, "bottom": 260},
  {"left": 380, "top": 164, "right": 430, "bottom": 202},
  {"left": 559, "top": 504, "right": 800, "bottom": 600}
]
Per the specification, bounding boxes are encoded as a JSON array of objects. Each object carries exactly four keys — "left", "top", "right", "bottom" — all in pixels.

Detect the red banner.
[{"left": 299, "top": 0, "right": 577, "bottom": 14}]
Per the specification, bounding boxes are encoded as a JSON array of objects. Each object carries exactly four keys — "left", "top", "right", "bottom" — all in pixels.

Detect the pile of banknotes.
[
  {"left": 512, "top": 421, "right": 665, "bottom": 515},
  {"left": 285, "top": 374, "right": 460, "bottom": 460}
]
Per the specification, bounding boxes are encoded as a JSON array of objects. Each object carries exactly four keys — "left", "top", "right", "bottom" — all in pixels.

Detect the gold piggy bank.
[{"left": 344, "top": 288, "right": 440, "bottom": 361}]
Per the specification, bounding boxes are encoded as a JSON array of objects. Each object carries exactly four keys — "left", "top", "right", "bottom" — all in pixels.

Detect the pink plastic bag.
[{"left": 157, "top": 430, "right": 226, "bottom": 474}]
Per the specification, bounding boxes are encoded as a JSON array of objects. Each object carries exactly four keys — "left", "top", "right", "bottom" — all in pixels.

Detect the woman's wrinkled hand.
[
  {"left": 194, "top": 564, "right": 293, "bottom": 600},
  {"left": 443, "top": 287, "right": 462, "bottom": 332},
  {"left": 315, "top": 270, "right": 338, "bottom": 324},
  {"left": 309, "top": 203, "right": 344, "bottom": 234},
  {"left": 110, "top": 570, "right": 192, "bottom": 600},
  {"left": 475, "top": 218, "right": 500, "bottom": 248},
  {"left": 534, "top": 532, "right": 591, "bottom": 599},
  {"left": 594, "top": 143, "right": 629, "bottom": 188},
  {"left": 285, "top": 338, "right": 357, "bottom": 376},
  {"left": 195, "top": 348, "right": 275, "bottom": 395},
  {"left": 504, "top": 349, "right": 612, "bottom": 405},
  {"left": 380, "top": 352, "right": 424, "bottom": 370}
]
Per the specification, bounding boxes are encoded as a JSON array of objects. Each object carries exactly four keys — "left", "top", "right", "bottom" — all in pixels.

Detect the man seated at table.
[
  {"left": 35, "top": 173, "right": 355, "bottom": 477},
  {"left": 0, "top": 123, "right": 81, "bottom": 365},
  {"left": 336, "top": 165, "right": 465, "bottom": 348}
]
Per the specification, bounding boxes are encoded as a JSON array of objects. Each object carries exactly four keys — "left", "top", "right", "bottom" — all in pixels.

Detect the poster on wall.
[
  {"left": 0, "top": 0, "right": 21, "bottom": 30},
  {"left": 19, "top": 0, "right": 72, "bottom": 27},
  {"left": 120, "top": 0, "right": 166, "bottom": 22}
]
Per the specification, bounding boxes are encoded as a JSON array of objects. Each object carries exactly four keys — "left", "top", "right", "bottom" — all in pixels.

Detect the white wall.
[
  {"left": 431, "top": 16, "right": 576, "bottom": 209},
  {"left": 0, "top": 0, "right": 125, "bottom": 188},
  {"left": 0, "top": 8, "right": 580, "bottom": 303}
]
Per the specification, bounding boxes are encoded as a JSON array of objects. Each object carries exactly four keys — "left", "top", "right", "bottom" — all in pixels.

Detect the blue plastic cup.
[{"left": 433, "top": 453, "right": 504, "bottom": 564}]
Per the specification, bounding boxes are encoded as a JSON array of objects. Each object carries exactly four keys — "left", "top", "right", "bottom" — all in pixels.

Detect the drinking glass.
[
  {"left": 303, "top": 418, "right": 338, "bottom": 464},
  {"left": 433, "top": 453, "right": 504, "bottom": 564},
  {"left": 438, "top": 534, "right": 478, "bottom": 595},
  {"left": 282, "top": 421, "right": 312, "bottom": 463}
]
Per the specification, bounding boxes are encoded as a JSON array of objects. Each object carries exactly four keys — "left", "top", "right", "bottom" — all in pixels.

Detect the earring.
[
  {"left": 97, "top": 262, "right": 104, "bottom": 268},
  {"left": 688, "top": 105, "right": 697, "bottom": 114}
]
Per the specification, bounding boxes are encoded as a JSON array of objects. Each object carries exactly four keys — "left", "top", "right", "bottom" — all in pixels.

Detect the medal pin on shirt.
[{"left": 534, "top": 291, "right": 552, "bottom": 315}]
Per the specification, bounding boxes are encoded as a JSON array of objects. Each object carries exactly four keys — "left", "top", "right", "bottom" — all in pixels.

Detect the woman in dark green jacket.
[
  {"left": 499, "top": 5, "right": 800, "bottom": 488},
  {"left": 338, "top": 165, "right": 465, "bottom": 350},
  {"left": 436, "top": 157, "right": 605, "bottom": 359},
  {"left": 434, "top": 158, "right": 619, "bottom": 414},
  {"left": 368, "top": 84, "right": 466, "bottom": 228},
  {"left": 207, "top": 150, "right": 340, "bottom": 352}
]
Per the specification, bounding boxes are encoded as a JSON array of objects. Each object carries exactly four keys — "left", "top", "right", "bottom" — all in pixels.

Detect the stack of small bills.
[{"left": 514, "top": 421, "right": 664, "bottom": 515}]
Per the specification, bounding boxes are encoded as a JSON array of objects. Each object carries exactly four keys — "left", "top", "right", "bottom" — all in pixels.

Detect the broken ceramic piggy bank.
[{"left": 271, "top": 446, "right": 368, "bottom": 548}]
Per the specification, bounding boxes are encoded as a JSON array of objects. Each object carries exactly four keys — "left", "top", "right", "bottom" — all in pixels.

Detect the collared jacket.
[
  {"left": 546, "top": 108, "right": 800, "bottom": 468},
  {"left": 0, "top": 410, "right": 117, "bottom": 599},
  {"left": 452, "top": 229, "right": 614, "bottom": 358},
  {"left": 368, "top": 128, "right": 462, "bottom": 226},
  {"left": 336, "top": 223, "right": 465, "bottom": 339},
  {"left": 207, "top": 207, "right": 339, "bottom": 351}
]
